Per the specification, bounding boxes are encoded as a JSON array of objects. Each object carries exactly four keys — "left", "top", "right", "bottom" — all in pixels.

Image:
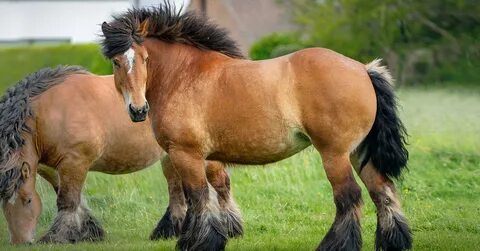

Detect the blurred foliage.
[
  {"left": 250, "top": 32, "right": 305, "bottom": 60},
  {"left": 253, "top": 0, "right": 480, "bottom": 85},
  {"left": 0, "top": 44, "right": 111, "bottom": 93}
]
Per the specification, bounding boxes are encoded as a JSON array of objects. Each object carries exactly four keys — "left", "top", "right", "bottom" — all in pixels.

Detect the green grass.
[{"left": 1, "top": 85, "right": 479, "bottom": 250}]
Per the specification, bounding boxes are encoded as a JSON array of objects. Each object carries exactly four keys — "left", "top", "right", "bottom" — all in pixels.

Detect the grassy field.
[{"left": 0, "top": 85, "right": 479, "bottom": 250}]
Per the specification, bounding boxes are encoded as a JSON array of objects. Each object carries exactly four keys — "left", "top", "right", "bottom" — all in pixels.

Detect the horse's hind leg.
[
  {"left": 317, "top": 151, "right": 362, "bottom": 251},
  {"left": 206, "top": 161, "right": 243, "bottom": 238},
  {"left": 39, "top": 157, "right": 104, "bottom": 243},
  {"left": 354, "top": 161, "right": 412, "bottom": 251},
  {"left": 150, "top": 155, "right": 187, "bottom": 240}
]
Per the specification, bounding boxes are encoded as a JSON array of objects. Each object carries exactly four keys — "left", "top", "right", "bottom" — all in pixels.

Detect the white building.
[{"left": 0, "top": 0, "right": 188, "bottom": 46}]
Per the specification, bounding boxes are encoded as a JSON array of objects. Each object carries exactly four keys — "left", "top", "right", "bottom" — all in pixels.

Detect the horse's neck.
[{"left": 144, "top": 39, "right": 235, "bottom": 96}]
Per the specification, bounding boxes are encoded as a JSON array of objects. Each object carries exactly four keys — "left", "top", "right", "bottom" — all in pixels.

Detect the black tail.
[
  {"left": 0, "top": 65, "right": 88, "bottom": 202},
  {"left": 359, "top": 59, "right": 408, "bottom": 179}
]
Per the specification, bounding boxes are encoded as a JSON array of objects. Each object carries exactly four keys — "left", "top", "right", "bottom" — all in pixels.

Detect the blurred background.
[
  {"left": 0, "top": 0, "right": 478, "bottom": 89},
  {"left": 0, "top": 1, "right": 478, "bottom": 250}
]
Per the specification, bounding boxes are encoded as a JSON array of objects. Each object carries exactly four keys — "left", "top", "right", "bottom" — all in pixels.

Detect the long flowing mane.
[
  {"left": 0, "top": 66, "right": 88, "bottom": 202},
  {"left": 100, "top": 3, "right": 244, "bottom": 59}
]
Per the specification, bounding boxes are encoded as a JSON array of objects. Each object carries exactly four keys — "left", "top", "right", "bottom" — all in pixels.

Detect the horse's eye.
[
  {"left": 144, "top": 57, "right": 149, "bottom": 64},
  {"left": 112, "top": 60, "right": 120, "bottom": 68}
]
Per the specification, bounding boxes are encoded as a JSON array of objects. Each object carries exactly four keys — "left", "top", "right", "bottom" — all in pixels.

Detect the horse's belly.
[
  {"left": 209, "top": 128, "right": 311, "bottom": 165},
  {"left": 91, "top": 143, "right": 161, "bottom": 174}
]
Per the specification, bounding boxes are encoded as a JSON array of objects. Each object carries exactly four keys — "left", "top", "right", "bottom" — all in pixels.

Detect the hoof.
[
  {"left": 38, "top": 233, "right": 67, "bottom": 244},
  {"left": 317, "top": 214, "right": 362, "bottom": 251},
  {"left": 80, "top": 213, "right": 105, "bottom": 242},
  {"left": 177, "top": 207, "right": 227, "bottom": 251},
  {"left": 38, "top": 208, "right": 104, "bottom": 244},
  {"left": 376, "top": 213, "right": 412, "bottom": 251},
  {"left": 150, "top": 207, "right": 180, "bottom": 240}
]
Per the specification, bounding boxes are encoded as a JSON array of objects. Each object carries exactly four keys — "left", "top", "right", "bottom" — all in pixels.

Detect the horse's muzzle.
[{"left": 128, "top": 102, "right": 149, "bottom": 122}]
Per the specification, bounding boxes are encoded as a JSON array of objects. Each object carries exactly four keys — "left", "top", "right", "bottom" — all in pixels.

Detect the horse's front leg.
[
  {"left": 171, "top": 149, "right": 228, "bottom": 251},
  {"left": 150, "top": 155, "right": 187, "bottom": 240},
  {"left": 38, "top": 157, "right": 104, "bottom": 244}
]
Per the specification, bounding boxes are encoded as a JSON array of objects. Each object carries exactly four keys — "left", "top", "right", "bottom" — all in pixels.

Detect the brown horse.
[
  {"left": 0, "top": 66, "right": 241, "bottom": 244},
  {"left": 100, "top": 5, "right": 412, "bottom": 251}
]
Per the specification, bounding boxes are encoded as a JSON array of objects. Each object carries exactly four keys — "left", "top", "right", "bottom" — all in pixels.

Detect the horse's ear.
[
  {"left": 138, "top": 19, "right": 150, "bottom": 37},
  {"left": 21, "top": 162, "right": 31, "bottom": 180},
  {"left": 101, "top": 21, "right": 111, "bottom": 35}
]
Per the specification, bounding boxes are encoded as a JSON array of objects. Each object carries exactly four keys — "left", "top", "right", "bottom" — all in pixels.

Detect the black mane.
[{"left": 100, "top": 3, "right": 244, "bottom": 59}]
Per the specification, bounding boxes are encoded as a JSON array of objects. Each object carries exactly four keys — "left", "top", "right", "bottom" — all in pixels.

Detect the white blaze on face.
[
  {"left": 123, "top": 87, "right": 132, "bottom": 112},
  {"left": 124, "top": 48, "right": 135, "bottom": 73}
]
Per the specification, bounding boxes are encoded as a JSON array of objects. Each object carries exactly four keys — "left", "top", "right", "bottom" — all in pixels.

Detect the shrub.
[{"left": 249, "top": 32, "right": 306, "bottom": 60}]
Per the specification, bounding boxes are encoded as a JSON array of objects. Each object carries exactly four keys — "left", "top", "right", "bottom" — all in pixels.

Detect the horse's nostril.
[
  {"left": 129, "top": 104, "right": 149, "bottom": 114},
  {"left": 128, "top": 103, "right": 135, "bottom": 113}
]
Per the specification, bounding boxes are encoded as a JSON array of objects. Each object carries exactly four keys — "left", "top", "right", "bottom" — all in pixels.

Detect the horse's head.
[
  {"left": 101, "top": 20, "right": 150, "bottom": 122},
  {"left": 2, "top": 163, "right": 41, "bottom": 244},
  {"left": 109, "top": 42, "right": 149, "bottom": 122}
]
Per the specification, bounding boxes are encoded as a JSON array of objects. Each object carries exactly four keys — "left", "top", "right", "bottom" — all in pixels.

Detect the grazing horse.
[
  {"left": 100, "top": 5, "right": 412, "bottom": 251},
  {"left": 0, "top": 66, "right": 241, "bottom": 244}
]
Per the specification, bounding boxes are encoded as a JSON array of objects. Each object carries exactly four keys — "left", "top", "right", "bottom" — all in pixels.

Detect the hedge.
[
  {"left": 249, "top": 32, "right": 306, "bottom": 60},
  {"left": 0, "top": 44, "right": 111, "bottom": 93}
]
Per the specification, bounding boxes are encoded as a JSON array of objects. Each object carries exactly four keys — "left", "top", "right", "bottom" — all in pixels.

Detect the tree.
[{"left": 274, "top": 0, "right": 480, "bottom": 83}]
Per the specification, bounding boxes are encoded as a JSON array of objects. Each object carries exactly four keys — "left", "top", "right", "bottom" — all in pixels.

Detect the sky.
[{"left": 140, "top": 0, "right": 190, "bottom": 9}]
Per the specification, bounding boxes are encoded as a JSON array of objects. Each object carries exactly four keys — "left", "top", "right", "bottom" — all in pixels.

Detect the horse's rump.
[{"left": 0, "top": 66, "right": 88, "bottom": 202}]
